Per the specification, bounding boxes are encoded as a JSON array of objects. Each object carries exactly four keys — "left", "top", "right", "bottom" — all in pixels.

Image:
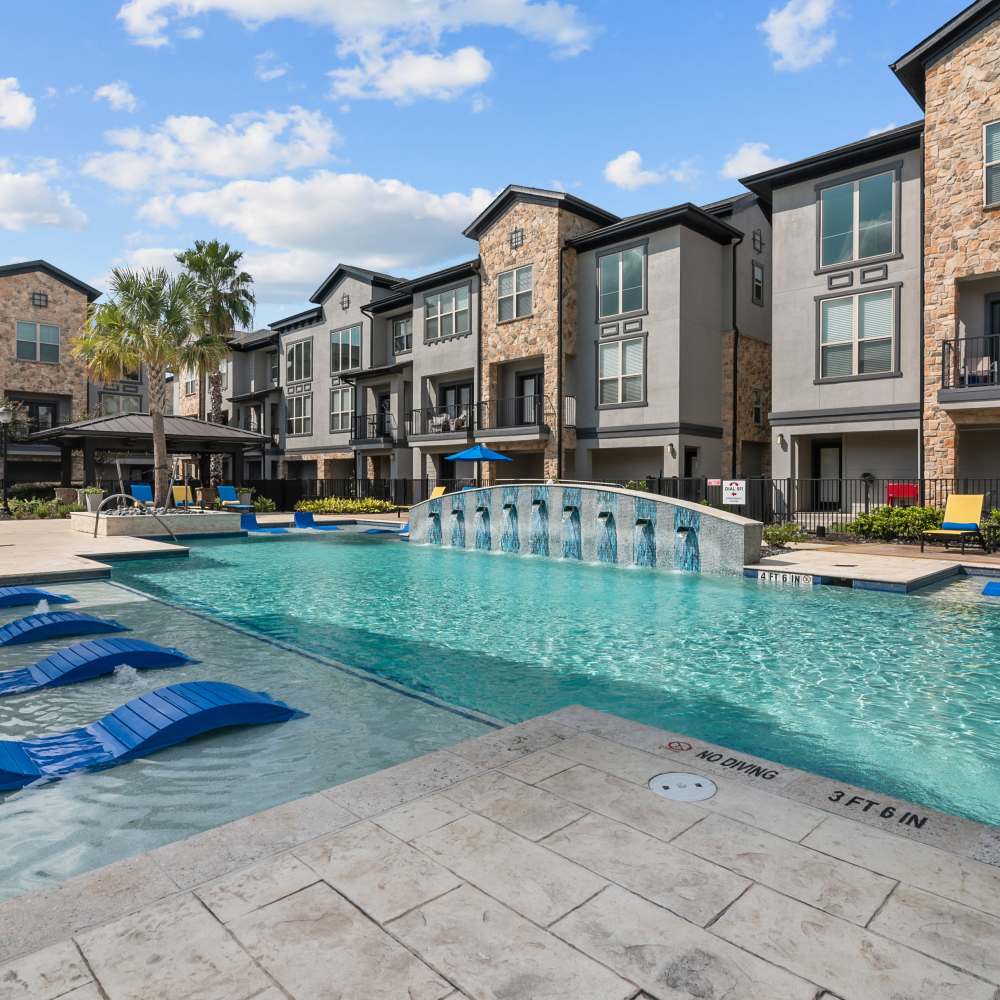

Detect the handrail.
[{"left": 92, "top": 493, "right": 179, "bottom": 542}]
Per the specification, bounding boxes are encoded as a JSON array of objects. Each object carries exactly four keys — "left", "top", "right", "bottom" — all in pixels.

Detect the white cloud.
[
  {"left": 668, "top": 159, "right": 700, "bottom": 185},
  {"left": 0, "top": 168, "right": 87, "bottom": 231},
  {"left": 180, "top": 25, "right": 203, "bottom": 38},
  {"left": 0, "top": 78, "right": 36, "bottom": 129},
  {"left": 329, "top": 47, "right": 491, "bottom": 103},
  {"left": 720, "top": 142, "right": 788, "bottom": 180},
  {"left": 603, "top": 150, "right": 664, "bottom": 191},
  {"left": 759, "top": 0, "right": 836, "bottom": 72},
  {"left": 867, "top": 122, "right": 898, "bottom": 137},
  {"left": 94, "top": 81, "right": 138, "bottom": 112},
  {"left": 470, "top": 93, "right": 490, "bottom": 114},
  {"left": 82, "top": 106, "right": 339, "bottom": 191},
  {"left": 255, "top": 51, "right": 288, "bottom": 81}
]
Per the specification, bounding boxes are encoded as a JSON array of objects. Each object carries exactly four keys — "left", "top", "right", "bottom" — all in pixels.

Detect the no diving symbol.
[{"left": 665, "top": 740, "right": 692, "bottom": 752}]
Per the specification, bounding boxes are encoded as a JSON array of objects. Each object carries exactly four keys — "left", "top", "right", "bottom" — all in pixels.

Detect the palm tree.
[
  {"left": 176, "top": 240, "right": 255, "bottom": 482},
  {"left": 74, "top": 267, "right": 229, "bottom": 507}
]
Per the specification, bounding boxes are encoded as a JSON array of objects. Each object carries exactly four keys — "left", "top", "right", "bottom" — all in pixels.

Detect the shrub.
[
  {"left": 763, "top": 522, "right": 807, "bottom": 547},
  {"left": 6, "top": 497, "right": 82, "bottom": 519},
  {"left": 295, "top": 497, "right": 397, "bottom": 515},
  {"left": 8, "top": 483, "right": 56, "bottom": 501},
  {"left": 253, "top": 495, "right": 277, "bottom": 513},
  {"left": 846, "top": 504, "right": 943, "bottom": 541}
]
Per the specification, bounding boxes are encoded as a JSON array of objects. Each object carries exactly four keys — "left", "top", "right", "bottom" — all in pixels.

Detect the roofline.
[
  {"left": 308, "top": 264, "right": 400, "bottom": 305},
  {"left": 369, "top": 260, "right": 480, "bottom": 313},
  {"left": 268, "top": 305, "right": 323, "bottom": 331},
  {"left": 462, "top": 185, "right": 618, "bottom": 240},
  {"left": 0, "top": 260, "right": 102, "bottom": 302},
  {"left": 30, "top": 413, "right": 267, "bottom": 443},
  {"left": 228, "top": 331, "right": 279, "bottom": 351},
  {"left": 566, "top": 202, "right": 742, "bottom": 251},
  {"left": 739, "top": 121, "right": 924, "bottom": 200},
  {"left": 891, "top": 0, "right": 1000, "bottom": 106}
]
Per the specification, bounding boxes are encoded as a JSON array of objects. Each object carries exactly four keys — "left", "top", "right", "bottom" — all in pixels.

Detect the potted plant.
[
  {"left": 80, "top": 486, "right": 105, "bottom": 513},
  {"left": 239, "top": 488, "right": 254, "bottom": 506}
]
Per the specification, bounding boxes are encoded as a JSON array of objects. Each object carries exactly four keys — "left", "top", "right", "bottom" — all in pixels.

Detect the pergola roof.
[{"left": 30, "top": 414, "right": 267, "bottom": 453}]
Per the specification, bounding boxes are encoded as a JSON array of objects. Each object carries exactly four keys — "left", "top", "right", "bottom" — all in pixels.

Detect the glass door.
[{"left": 516, "top": 372, "right": 541, "bottom": 425}]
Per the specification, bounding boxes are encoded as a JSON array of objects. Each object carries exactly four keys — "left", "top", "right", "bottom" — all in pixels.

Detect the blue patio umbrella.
[{"left": 445, "top": 443, "right": 512, "bottom": 485}]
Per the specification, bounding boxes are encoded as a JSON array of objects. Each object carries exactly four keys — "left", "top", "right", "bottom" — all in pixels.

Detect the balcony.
[
  {"left": 350, "top": 413, "right": 404, "bottom": 448},
  {"left": 408, "top": 403, "right": 474, "bottom": 443},
  {"left": 939, "top": 335, "right": 1000, "bottom": 407},
  {"left": 476, "top": 395, "right": 553, "bottom": 443}
]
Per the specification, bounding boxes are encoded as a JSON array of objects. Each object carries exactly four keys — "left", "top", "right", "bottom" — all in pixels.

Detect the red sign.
[
  {"left": 664, "top": 740, "right": 692, "bottom": 752},
  {"left": 707, "top": 479, "right": 722, "bottom": 486}
]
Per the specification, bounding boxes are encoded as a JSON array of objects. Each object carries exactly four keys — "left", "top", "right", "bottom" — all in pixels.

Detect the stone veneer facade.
[
  {"left": 720, "top": 332, "right": 771, "bottom": 478},
  {"left": 922, "top": 14, "right": 1000, "bottom": 479}
]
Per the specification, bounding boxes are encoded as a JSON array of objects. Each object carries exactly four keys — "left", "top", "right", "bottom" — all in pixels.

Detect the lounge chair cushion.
[{"left": 941, "top": 522, "right": 979, "bottom": 531}]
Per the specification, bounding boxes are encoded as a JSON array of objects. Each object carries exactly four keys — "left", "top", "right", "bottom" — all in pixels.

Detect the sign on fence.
[{"left": 722, "top": 479, "right": 746, "bottom": 505}]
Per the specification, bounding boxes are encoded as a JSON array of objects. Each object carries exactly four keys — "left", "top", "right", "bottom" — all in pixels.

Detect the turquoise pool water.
[{"left": 112, "top": 534, "right": 1000, "bottom": 826}]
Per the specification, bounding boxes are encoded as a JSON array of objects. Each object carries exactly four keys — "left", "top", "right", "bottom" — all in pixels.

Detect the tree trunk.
[
  {"left": 208, "top": 369, "right": 224, "bottom": 484},
  {"left": 148, "top": 362, "right": 170, "bottom": 507}
]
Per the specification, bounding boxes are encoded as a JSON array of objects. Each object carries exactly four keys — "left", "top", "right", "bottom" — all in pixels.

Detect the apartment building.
[
  {"left": 0, "top": 260, "right": 151, "bottom": 483},
  {"left": 743, "top": 0, "right": 1000, "bottom": 488}
]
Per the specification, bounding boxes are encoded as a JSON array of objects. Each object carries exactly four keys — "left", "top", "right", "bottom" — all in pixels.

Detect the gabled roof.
[
  {"left": 308, "top": 264, "right": 401, "bottom": 305},
  {"left": 268, "top": 305, "right": 324, "bottom": 332},
  {"left": 739, "top": 122, "right": 924, "bottom": 201},
  {"left": 699, "top": 192, "right": 759, "bottom": 218},
  {"left": 228, "top": 328, "right": 279, "bottom": 351},
  {"left": 462, "top": 185, "right": 618, "bottom": 240},
  {"left": 566, "top": 202, "right": 742, "bottom": 251},
  {"left": 0, "top": 260, "right": 102, "bottom": 302},
  {"left": 368, "top": 259, "right": 480, "bottom": 314},
  {"left": 891, "top": 0, "right": 1000, "bottom": 106}
]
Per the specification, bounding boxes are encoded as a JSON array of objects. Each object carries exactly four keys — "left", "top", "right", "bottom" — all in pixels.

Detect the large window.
[
  {"left": 598, "top": 246, "right": 644, "bottom": 319},
  {"left": 498, "top": 266, "right": 532, "bottom": 321},
  {"left": 425, "top": 285, "right": 470, "bottom": 340},
  {"left": 286, "top": 393, "right": 312, "bottom": 435},
  {"left": 598, "top": 337, "right": 644, "bottom": 405},
  {"left": 819, "top": 171, "right": 895, "bottom": 268},
  {"left": 820, "top": 288, "right": 895, "bottom": 379},
  {"left": 330, "top": 325, "right": 361, "bottom": 374},
  {"left": 15, "top": 321, "right": 59, "bottom": 363},
  {"left": 16, "top": 399, "right": 59, "bottom": 431},
  {"left": 986, "top": 121, "right": 1000, "bottom": 207},
  {"left": 329, "top": 385, "right": 354, "bottom": 432},
  {"left": 286, "top": 339, "right": 312, "bottom": 383},
  {"left": 392, "top": 316, "right": 412, "bottom": 354},
  {"left": 100, "top": 393, "right": 142, "bottom": 416}
]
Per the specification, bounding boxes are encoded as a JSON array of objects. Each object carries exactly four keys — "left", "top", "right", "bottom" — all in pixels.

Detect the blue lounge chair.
[
  {"left": 0, "top": 638, "right": 197, "bottom": 696},
  {"left": 129, "top": 483, "right": 154, "bottom": 506},
  {"left": 0, "top": 680, "right": 306, "bottom": 790},
  {"left": 983, "top": 581, "right": 1000, "bottom": 597},
  {"left": 240, "top": 513, "right": 289, "bottom": 535},
  {"left": 0, "top": 587, "right": 75, "bottom": 609},
  {"left": 217, "top": 485, "right": 253, "bottom": 512},
  {"left": 0, "top": 612, "right": 128, "bottom": 647},
  {"left": 293, "top": 511, "right": 340, "bottom": 532}
]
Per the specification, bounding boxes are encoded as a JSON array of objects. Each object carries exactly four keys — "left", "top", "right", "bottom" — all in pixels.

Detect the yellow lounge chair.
[
  {"left": 428, "top": 486, "right": 447, "bottom": 500},
  {"left": 921, "top": 494, "right": 986, "bottom": 553},
  {"left": 171, "top": 484, "right": 195, "bottom": 508}
]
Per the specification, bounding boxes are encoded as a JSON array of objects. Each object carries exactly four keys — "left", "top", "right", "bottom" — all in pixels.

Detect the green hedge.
[
  {"left": 8, "top": 498, "right": 84, "bottom": 519},
  {"left": 294, "top": 497, "right": 397, "bottom": 515},
  {"left": 762, "top": 522, "right": 806, "bottom": 547},
  {"left": 846, "top": 505, "right": 943, "bottom": 541}
]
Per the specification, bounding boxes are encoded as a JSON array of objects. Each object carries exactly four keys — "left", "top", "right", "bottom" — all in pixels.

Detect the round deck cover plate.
[{"left": 648, "top": 772, "right": 718, "bottom": 802}]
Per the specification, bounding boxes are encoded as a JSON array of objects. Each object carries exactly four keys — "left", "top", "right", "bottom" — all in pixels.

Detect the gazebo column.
[
  {"left": 60, "top": 445, "right": 74, "bottom": 487},
  {"left": 199, "top": 453, "right": 211, "bottom": 485},
  {"left": 82, "top": 440, "right": 97, "bottom": 486},
  {"left": 232, "top": 449, "right": 244, "bottom": 487}
]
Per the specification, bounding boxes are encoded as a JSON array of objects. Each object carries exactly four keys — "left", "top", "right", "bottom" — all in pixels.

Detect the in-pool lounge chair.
[
  {"left": 217, "top": 485, "right": 253, "bottom": 512},
  {"left": 293, "top": 512, "right": 340, "bottom": 532},
  {"left": 921, "top": 494, "right": 988, "bottom": 553},
  {"left": 171, "top": 485, "right": 195, "bottom": 508},
  {"left": 129, "top": 483, "right": 154, "bottom": 507},
  {"left": 240, "top": 513, "right": 289, "bottom": 535}
]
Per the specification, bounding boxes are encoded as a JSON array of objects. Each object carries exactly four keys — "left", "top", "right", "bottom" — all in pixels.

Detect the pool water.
[{"left": 109, "top": 533, "right": 1000, "bottom": 827}]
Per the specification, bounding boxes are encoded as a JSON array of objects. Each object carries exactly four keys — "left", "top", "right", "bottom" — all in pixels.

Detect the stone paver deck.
[{"left": 1, "top": 706, "right": 997, "bottom": 1000}]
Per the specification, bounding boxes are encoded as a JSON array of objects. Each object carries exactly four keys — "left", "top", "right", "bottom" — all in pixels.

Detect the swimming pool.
[{"left": 110, "top": 533, "right": 1000, "bottom": 827}]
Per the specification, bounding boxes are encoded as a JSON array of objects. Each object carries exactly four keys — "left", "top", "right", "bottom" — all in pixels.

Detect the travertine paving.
[{"left": 1, "top": 706, "right": 998, "bottom": 1000}]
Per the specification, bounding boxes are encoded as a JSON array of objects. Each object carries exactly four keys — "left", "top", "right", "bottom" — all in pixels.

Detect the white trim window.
[
  {"left": 425, "top": 285, "right": 470, "bottom": 340},
  {"left": 819, "top": 170, "right": 894, "bottom": 267},
  {"left": 392, "top": 316, "right": 412, "bottom": 354},
  {"left": 330, "top": 325, "right": 361, "bottom": 374},
  {"left": 751, "top": 388, "right": 765, "bottom": 426},
  {"left": 100, "top": 393, "right": 142, "bottom": 416},
  {"left": 329, "top": 385, "right": 354, "bottom": 432},
  {"left": 986, "top": 121, "right": 1000, "bottom": 207},
  {"left": 15, "top": 321, "right": 59, "bottom": 363},
  {"left": 599, "top": 337, "right": 644, "bottom": 405},
  {"left": 286, "top": 393, "right": 312, "bottom": 435},
  {"left": 598, "top": 245, "right": 644, "bottom": 318},
  {"left": 820, "top": 288, "right": 894, "bottom": 378},
  {"left": 183, "top": 369, "right": 197, "bottom": 396},
  {"left": 498, "top": 265, "right": 532, "bottom": 321},
  {"left": 286, "top": 339, "right": 312, "bottom": 384}
]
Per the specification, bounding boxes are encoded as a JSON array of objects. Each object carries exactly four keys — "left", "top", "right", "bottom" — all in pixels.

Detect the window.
[
  {"left": 31, "top": 292, "right": 48, "bottom": 308},
  {"left": 819, "top": 170, "right": 894, "bottom": 268},
  {"left": 425, "top": 285, "right": 470, "bottom": 340},
  {"left": 330, "top": 325, "right": 361, "bottom": 374},
  {"left": 184, "top": 370, "right": 197, "bottom": 396},
  {"left": 751, "top": 389, "right": 765, "bottom": 426},
  {"left": 100, "top": 393, "right": 142, "bottom": 416},
  {"left": 752, "top": 261, "right": 765, "bottom": 306},
  {"left": 286, "top": 339, "right": 312, "bottom": 383},
  {"left": 268, "top": 351, "right": 279, "bottom": 385},
  {"left": 392, "top": 317, "right": 412, "bottom": 354},
  {"left": 986, "top": 121, "right": 1000, "bottom": 207},
  {"left": 15, "top": 321, "right": 59, "bottom": 363},
  {"left": 286, "top": 393, "right": 312, "bottom": 435},
  {"left": 218, "top": 360, "right": 228, "bottom": 390},
  {"left": 498, "top": 266, "right": 532, "bottom": 321},
  {"left": 598, "top": 246, "right": 645, "bottom": 319},
  {"left": 598, "top": 337, "right": 644, "bottom": 405},
  {"left": 510, "top": 228, "right": 524, "bottom": 250},
  {"left": 329, "top": 385, "right": 354, "bottom": 432},
  {"left": 16, "top": 399, "right": 59, "bottom": 431},
  {"left": 820, "top": 288, "right": 895, "bottom": 379}
]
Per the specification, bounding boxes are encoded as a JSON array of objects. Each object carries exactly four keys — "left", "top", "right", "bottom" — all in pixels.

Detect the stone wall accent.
[
  {"left": 720, "top": 332, "right": 772, "bottom": 478},
  {"left": 176, "top": 378, "right": 204, "bottom": 419},
  {"left": 923, "top": 16, "right": 1000, "bottom": 478}
]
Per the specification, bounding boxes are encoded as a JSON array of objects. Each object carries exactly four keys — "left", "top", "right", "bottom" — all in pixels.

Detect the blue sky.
[{"left": 0, "top": 0, "right": 959, "bottom": 325}]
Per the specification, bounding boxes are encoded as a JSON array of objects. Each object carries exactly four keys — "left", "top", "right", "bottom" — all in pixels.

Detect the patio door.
[
  {"left": 516, "top": 372, "right": 542, "bottom": 424},
  {"left": 812, "top": 440, "right": 842, "bottom": 510},
  {"left": 377, "top": 392, "right": 391, "bottom": 437},
  {"left": 441, "top": 383, "right": 472, "bottom": 425}
]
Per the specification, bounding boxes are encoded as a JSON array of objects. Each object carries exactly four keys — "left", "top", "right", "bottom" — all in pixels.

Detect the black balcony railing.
[
  {"left": 410, "top": 403, "right": 475, "bottom": 436},
  {"left": 477, "top": 394, "right": 552, "bottom": 431},
  {"left": 350, "top": 413, "right": 401, "bottom": 443},
  {"left": 942, "top": 334, "right": 1000, "bottom": 389}
]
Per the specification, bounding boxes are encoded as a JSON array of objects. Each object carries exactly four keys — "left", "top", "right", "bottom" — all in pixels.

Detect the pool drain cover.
[{"left": 648, "top": 772, "right": 717, "bottom": 802}]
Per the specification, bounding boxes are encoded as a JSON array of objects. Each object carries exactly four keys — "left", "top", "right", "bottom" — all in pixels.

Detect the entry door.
[
  {"left": 516, "top": 372, "right": 542, "bottom": 425},
  {"left": 814, "top": 442, "right": 842, "bottom": 510},
  {"left": 441, "top": 383, "right": 472, "bottom": 422}
]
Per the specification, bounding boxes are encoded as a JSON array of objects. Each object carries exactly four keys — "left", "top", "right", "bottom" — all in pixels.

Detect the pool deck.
[{"left": 1, "top": 705, "right": 998, "bottom": 1000}]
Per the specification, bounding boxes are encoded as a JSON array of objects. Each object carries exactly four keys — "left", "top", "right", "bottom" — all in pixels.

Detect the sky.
[{"left": 0, "top": 0, "right": 961, "bottom": 325}]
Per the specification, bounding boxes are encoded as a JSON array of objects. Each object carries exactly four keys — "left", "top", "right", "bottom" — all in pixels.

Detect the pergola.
[{"left": 30, "top": 414, "right": 269, "bottom": 486}]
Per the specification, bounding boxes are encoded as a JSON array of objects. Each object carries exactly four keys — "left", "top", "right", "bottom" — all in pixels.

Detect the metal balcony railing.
[
  {"left": 477, "top": 395, "right": 553, "bottom": 431},
  {"left": 350, "top": 413, "right": 402, "bottom": 443},
  {"left": 410, "top": 403, "right": 475, "bottom": 436},
  {"left": 942, "top": 335, "right": 1000, "bottom": 389}
]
